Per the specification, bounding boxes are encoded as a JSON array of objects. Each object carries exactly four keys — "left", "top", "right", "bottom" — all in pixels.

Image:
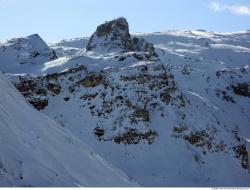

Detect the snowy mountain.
[
  {"left": 0, "top": 34, "right": 57, "bottom": 74},
  {"left": 1, "top": 17, "right": 250, "bottom": 187},
  {"left": 0, "top": 72, "right": 137, "bottom": 187}
]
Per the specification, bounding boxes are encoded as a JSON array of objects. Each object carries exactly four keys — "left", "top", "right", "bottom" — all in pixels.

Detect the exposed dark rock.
[
  {"left": 86, "top": 17, "right": 158, "bottom": 59},
  {"left": 47, "top": 83, "right": 61, "bottom": 95},
  {"left": 94, "top": 127, "right": 157, "bottom": 145},
  {"left": 231, "top": 83, "right": 250, "bottom": 97},
  {"left": 160, "top": 90, "right": 172, "bottom": 104},
  {"left": 184, "top": 131, "right": 209, "bottom": 146},
  {"left": 29, "top": 98, "right": 48, "bottom": 111},
  {"left": 50, "top": 50, "right": 58, "bottom": 60},
  {"left": 86, "top": 17, "right": 134, "bottom": 52},
  {"left": 216, "top": 70, "right": 237, "bottom": 78},
  {"left": 183, "top": 130, "right": 214, "bottom": 152},
  {"left": 15, "top": 79, "right": 47, "bottom": 97},
  {"left": 113, "top": 129, "right": 157, "bottom": 145},
  {"left": 233, "top": 144, "right": 249, "bottom": 170},
  {"left": 13, "top": 76, "right": 49, "bottom": 110},
  {"left": 132, "top": 53, "right": 144, "bottom": 60},
  {"left": 64, "top": 97, "right": 70, "bottom": 101},
  {"left": 132, "top": 107, "right": 150, "bottom": 122},
  {"left": 117, "top": 56, "right": 126, "bottom": 61},
  {"left": 132, "top": 37, "right": 158, "bottom": 58},
  {"left": 94, "top": 127, "right": 105, "bottom": 138},
  {"left": 30, "top": 51, "right": 40, "bottom": 58},
  {"left": 172, "top": 125, "right": 188, "bottom": 133},
  {"left": 79, "top": 74, "right": 104, "bottom": 87},
  {"left": 80, "top": 93, "right": 98, "bottom": 100},
  {"left": 215, "top": 89, "right": 236, "bottom": 103}
]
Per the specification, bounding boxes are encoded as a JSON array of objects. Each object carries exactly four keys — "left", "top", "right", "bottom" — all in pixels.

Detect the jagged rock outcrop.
[
  {"left": 10, "top": 65, "right": 87, "bottom": 111},
  {"left": 86, "top": 17, "right": 133, "bottom": 52},
  {"left": 86, "top": 17, "right": 158, "bottom": 58}
]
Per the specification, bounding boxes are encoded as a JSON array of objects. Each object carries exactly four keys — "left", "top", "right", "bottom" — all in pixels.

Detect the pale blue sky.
[{"left": 0, "top": 0, "right": 250, "bottom": 42}]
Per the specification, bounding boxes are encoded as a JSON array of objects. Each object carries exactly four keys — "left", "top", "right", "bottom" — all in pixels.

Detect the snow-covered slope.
[
  {"left": 11, "top": 61, "right": 250, "bottom": 186},
  {"left": 49, "top": 46, "right": 83, "bottom": 58},
  {"left": 49, "top": 38, "right": 88, "bottom": 58},
  {"left": 0, "top": 34, "right": 57, "bottom": 74},
  {"left": 139, "top": 30, "right": 250, "bottom": 48},
  {"left": 50, "top": 37, "right": 89, "bottom": 49},
  {"left": 0, "top": 72, "right": 137, "bottom": 187},
  {"left": 2, "top": 18, "right": 250, "bottom": 187}
]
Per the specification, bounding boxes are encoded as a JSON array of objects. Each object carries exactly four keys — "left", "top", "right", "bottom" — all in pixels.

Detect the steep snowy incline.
[{"left": 0, "top": 72, "right": 137, "bottom": 187}]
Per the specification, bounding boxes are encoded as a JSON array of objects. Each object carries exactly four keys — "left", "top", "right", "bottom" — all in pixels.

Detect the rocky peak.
[
  {"left": 86, "top": 17, "right": 133, "bottom": 52},
  {"left": 86, "top": 17, "right": 158, "bottom": 57},
  {"left": 94, "top": 17, "right": 130, "bottom": 39}
]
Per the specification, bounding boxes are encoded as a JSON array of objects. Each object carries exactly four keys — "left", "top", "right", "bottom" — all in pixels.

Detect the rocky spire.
[{"left": 86, "top": 17, "right": 158, "bottom": 57}]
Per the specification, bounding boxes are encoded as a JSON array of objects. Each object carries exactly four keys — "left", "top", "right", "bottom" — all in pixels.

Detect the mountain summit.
[
  {"left": 0, "top": 34, "right": 57, "bottom": 73},
  {"left": 86, "top": 17, "right": 157, "bottom": 57}
]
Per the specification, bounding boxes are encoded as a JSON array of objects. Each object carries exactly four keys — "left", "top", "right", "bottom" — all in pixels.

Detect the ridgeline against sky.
[{"left": 0, "top": 0, "right": 249, "bottom": 42}]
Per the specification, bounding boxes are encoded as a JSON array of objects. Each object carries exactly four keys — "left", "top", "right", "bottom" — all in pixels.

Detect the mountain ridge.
[{"left": 0, "top": 17, "right": 250, "bottom": 187}]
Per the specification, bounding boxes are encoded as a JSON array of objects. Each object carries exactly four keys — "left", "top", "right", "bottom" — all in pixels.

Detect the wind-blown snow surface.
[
  {"left": 0, "top": 72, "right": 137, "bottom": 187},
  {"left": 1, "top": 27, "right": 250, "bottom": 187}
]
